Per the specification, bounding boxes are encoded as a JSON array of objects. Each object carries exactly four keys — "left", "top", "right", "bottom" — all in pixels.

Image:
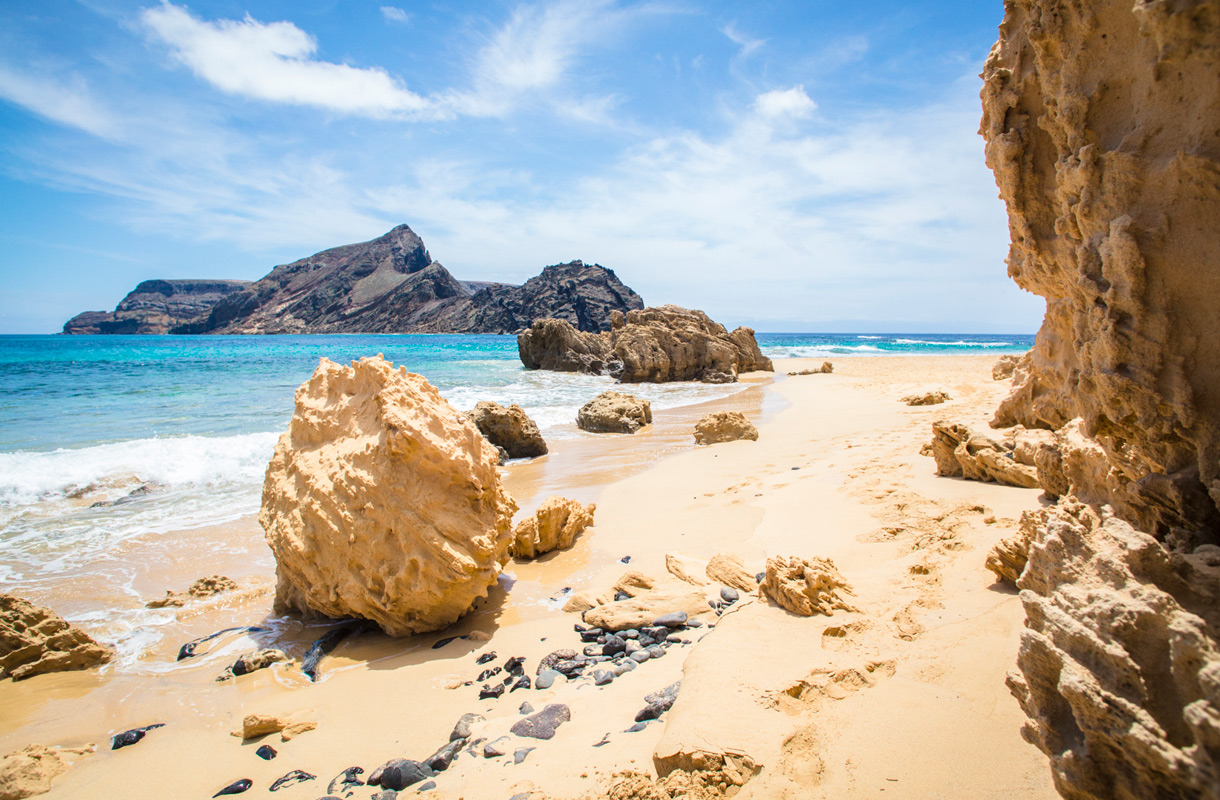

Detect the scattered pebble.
[
  {"left": 519, "top": 701, "right": 535, "bottom": 715},
  {"left": 755, "top": 572, "right": 765, "bottom": 584},
  {"left": 479, "top": 683, "right": 504, "bottom": 700},
  {"left": 535, "top": 669, "right": 562, "bottom": 690},
  {"left": 653, "top": 611, "right": 688, "bottom": 628},
  {"left": 255, "top": 745, "right": 276, "bottom": 760},
  {"left": 269, "top": 770, "right": 315, "bottom": 791},
  {"left": 630, "top": 650, "right": 651, "bottom": 663},
  {"left": 450, "top": 713, "right": 483, "bottom": 742},
  {"left": 484, "top": 737, "right": 509, "bottom": 758},
  {"left": 625, "top": 721, "right": 651, "bottom": 733},
  {"left": 476, "top": 651, "right": 497, "bottom": 665},
  {"left": 510, "top": 674, "right": 531, "bottom": 692},
  {"left": 327, "top": 766, "right": 364, "bottom": 794},
  {"left": 432, "top": 636, "right": 457, "bottom": 650},
  {"left": 687, "top": 619, "right": 704, "bottom": 628},
  {"left": 594, "top": 669, "right": 614, "bottom": 686},
  {"left": 514, "top": 748, "right": 535, "bottom": 765},
  {"left": 418, "top": 781, "right": 436, "bottom": 792},
  {"left": 505, "top": 656, "right": 526, "bottom": 674},
  {"left": 510, "top": 704, "right": 571, "bottom": 740},
  {"left": 477, "top": 667, "right": 502, "bottom": 681},
  {"left": 721, "top": 587, "right": 740, "bottom": 604},
  {"left": 212, "top": 778, "right": 252, "bottom": 797},
  {"left": 111, "top": 724, "right": 164, "bottom": 750},
  {"left": 593, "top": 733, "right": 611, "bottom": 747},
  {"left": 620, "top": 556, "right": 631, "bottom": 563},
  {"left": 647, "top": 646, "right": 666, "bottom": 659}
]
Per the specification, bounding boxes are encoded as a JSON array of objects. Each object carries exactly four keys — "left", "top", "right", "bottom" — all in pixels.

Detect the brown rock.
[
  {"left": 467, "top": 401, "right": 547, "bottom": 459},
  {"left": 260, "top": 355, "right": 517, "bottom": 637},
  {"left": 0, "top": 595, "right": 112, "bottom": 681},
  {"left": 759, "top": 556, "right": 857, "bottom": 617},
  {"left": 665, "top": 554, "right": 709, "bottom": 586},
  {"left": 215, "top": 648, "right": 288, "bottom": 682},
  {"left": 509, "top": 497, "right": 595, "bottom": 559},
  {"left": 693, "top": 412, "right": 758, "bottom": 446},
  {"left": 0, "top": 744, "right": 93, "bottom": 800},
  {"left": 146, "top": 575, "right": 237, "bottom": 608},
  {"left": 901, "top": 390, "right": 949, "bottom": 406},
  {"left": 583, "top": 589, "right": 710, "bottom": 632},
  {"left": 576, "top": 391, "right": 652, "bottom": 434},
  {"left": 929, "top": 421, "right": 1039, "bottom": 489},
  {"left": 787, "top": 361, "right": 833, "bottom": 375},
  {"left": 991, "top": 354, "right": 1021, "bottom": 381},
  {"left": 984, "top": 509, "right": 1045, "bottom": 585},
  {"left": 705, "top": 554, "right": 756, "bottom": 594},
  {"left": 231, "top": 712, "right": 317, "bottom": 742},
  {"left": 516, "top": 318, "right": 614, "bottom": 373}
]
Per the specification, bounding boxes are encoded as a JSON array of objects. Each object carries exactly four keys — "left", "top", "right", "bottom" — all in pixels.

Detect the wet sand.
[{"left": 0, "top": 356, "right": 1057, "bottom": 799}]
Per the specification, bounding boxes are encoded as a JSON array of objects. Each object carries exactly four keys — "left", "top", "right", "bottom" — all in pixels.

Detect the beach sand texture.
[{"left": 0, "top": 355, "right": 1058, "bottom": 799}]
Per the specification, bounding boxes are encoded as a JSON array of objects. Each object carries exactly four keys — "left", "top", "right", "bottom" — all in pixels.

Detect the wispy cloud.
[
  {"left": 380, "top": 6, "right": 410, "bottom": 25},
  {"left": 140, "top": 2, "right": 436, "bottom": 118},
  {"left": 722, "top": 22, "right": 766, "bottom": 58},
  {"left": 0, "top": 66, "right": 119, "bottom": 139},
  {"left": 755, "top": 86, "right": 816, "bottom": 119}
]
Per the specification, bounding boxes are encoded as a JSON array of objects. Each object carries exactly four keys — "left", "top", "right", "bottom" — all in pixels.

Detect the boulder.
[
  {"left": 467, "top": 402, "right": 547, "bottom": 459},
  {"left": 901, "top": 390, "right": 949, "bottom": 406},
  {"left": 509, "top": 497, "right": 596, "bottom": 559},
  {"left": 0, "top": 595, "right": 112, "bottom": 681},
  {"left": 991, "top": 354, "right": 1021, "bottom": 381},
  {"left": 146, "top": 575, "right": 237, "bottom": 608},
  {"left": 693, "top": 412, "right": 758, "bottom": 446},
  {"left": 509, "top": 704, "right": 571, "bottom": 740},
  {"left": 576, "top": 391, "right": 652, "bottom": 434},
  {"left": 759, "top": 556, "right": 857, "bottom": 617},
  {"left": 929, "top": 421, "right": 1039, "bottom": 489},
  {"left": 260, "top": 355, "right": 517, "bottom": 637},
  {"left": 705, "top": 554, "right": 756, "bottom": 594},
  {"left": 518, "top": 305, "right": 773, "bottom": 383},
  {"left": 0, "top": 745, "right": 93, "bottom": 800}
]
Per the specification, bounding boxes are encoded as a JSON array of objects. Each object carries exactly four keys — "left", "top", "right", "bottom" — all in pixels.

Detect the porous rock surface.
[
  {"left": 260, "top": 355, "right": 517, "bottom": 637},
  {"left": 992, "top": 354, "right": 1022, "bottom": 381},
  {"left": 467, "top": 401, "right": 547, "bottom": 459},
  {"left": 901, "top": 390, "right": 950, "bottom": 406},
  {"left": 693, "top": 412, "right": 758, "bottom": 446},
  {"left": 0, "top": 744, "right": 93, "bottom": 800},
  {"left": 518, "top": 305, "right": 772, "bottom": 383},
  {"left": 787, "top": 361, "right": 833, "bottom": 376},
  {"left": 759, "top": 556, "right": 857, "bottom": 617},
  {"left": 981, "top": 2, "right": 1220, "bottom": 797},
  {"left": 146, "top": 575, "right": 237, "bottom": 608},
  {"left": 0, "top": 595, "right": 112, "bottom": 681},
  {"left": 929, "top": 421, "right": 1039, "bottom": 489},
  {"left": 509, "top": 497, "right": 596, "bottom": 560},
  {"left": 576, "top": 391, "right": 652, "bottom": 434}
]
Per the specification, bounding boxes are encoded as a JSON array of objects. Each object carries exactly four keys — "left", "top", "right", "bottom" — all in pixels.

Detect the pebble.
[
  {"left": 578, "top": 628, "right": 604, "bottom": 643},
  {"left": 255, "top": 745, "right": 277, "bottom": 760},
  {"left": 537, "top": 649, "right": 578, "bottom": 674},
  {"left": 269, "top": 770, "right": 315, "bottom": 791},
  {"left": 418, "top": 781, "right": 436, "bottom": 792},
  {"left": 642, "top": 626, "right": 669, "bottom": 640},
  {"left": 425, "top": 740, "right": 462, "bottom": 772},
  {"left": 583, "top": 644, "right": 603, "bottom": 657},
  {"left": 449, "top": 712, "right": 483, "bottom": 741},
  {"left": 510, "top": 704, "right": 571, "bottom": 740},
  {"left": 625, "top": 721, "right": 651, "bottom": 733},
  {"left": 647, "top": 646, "right": 666, "bottom": 658},
  {"left": 614, "top": 591, "right": 630, "bottom": 601},
  {"left": 630, "top": 650, "right": 651, "bottom": 663},
  {"left": 374, "top": 760, "right": 434, "bottom": 791},
  {"left": 721, "top": 587, "right": 740, "bottom": 604},
  {"left": 625, "top": 640, "right": 643, "bottom": 656},
  {"left": 477, "top": 667, "right": 501, "bottom": 681},
  {"left": 327, "top": 767, "right": 364, "bottom": 794},
  {"left": 602, "top": 635, "right": 626, "bottom": 657},
  {"left": 535, "top": 669, "right": 562, "bottom": 690},
  {"left": 620, "top": 555, "right": 632, "bottom": 563},
  {"left": 621, "top": 629, "right": 639, "bottom": 639},
  {"left": 686, "top": 619, "right": 704, "bottom": 628},
  {"left": 212, "top": 779, "right": 252, "bottom": 797},
  {"left": 755, "top": 572, "right": 765, "bottom": 584},
  {"left": 504, "top": 656, "right": 526, "bottom": 675},
  {"left": 111, "top": 723, "right": 165, "bottom": 750},
  {"left": 519, "top": 701, "right": 535, "bottom": 715},
  {"left": 619, "top": 659, "right": 637, "bottom": 672},
  {"left": 593, "top": 733, "right": 611, "bottom": 748},
  {"left": 653, "top": 612, "right": 688, "bottom": 628},
  {"left": 666, "top": 635, "right": 684, "bottom": 644},
  {"left": 371, "top": 792, "right": 397, "bottom": 800},
  {"left": 432, "top": 636, "right": 457, "bottom": 650},
  {"left": 475, "top": 651, "right": 497, "bottom": 665},
  {"left": 479, "top": 683, "right": 505, "bottom": 700},
  {"left": 514, "top": 747, "right": 535, "bottom": 765},
  {"left": 484, "top": 737, "right": 509, "bottom": 758},
  {"left": 594, "top": 669, "right": 614, "bottom": 686}
]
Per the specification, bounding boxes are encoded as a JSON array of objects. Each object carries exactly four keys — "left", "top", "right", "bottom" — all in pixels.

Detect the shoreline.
[{"left": 0, "top": 354, "right": 1056, "bottom": 799}]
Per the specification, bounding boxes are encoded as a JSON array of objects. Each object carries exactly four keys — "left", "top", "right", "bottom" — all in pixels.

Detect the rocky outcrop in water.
[
  {"left": 64, "top": 226, "right": 642, "bottom": 335},
  {"left": 980, "top": 1, "right": 1220, "bottom": 796},
  {"left": 62, "top": 280, "right": 251, "bottom": 334},
  {"left": 576, "top": 391, "right": 652, "bottom": 434},
  {"left": 518, "top": 305, "right": 773, "bottom": 383},
  {"left": 0, "top": 595, "right": 112, "bottom": 681},
  {"left": 467, "top": 402, "right": 547, "bottom": 459},
  {"left": 259, "top": 355, "right": 517, "bottom": 636}
]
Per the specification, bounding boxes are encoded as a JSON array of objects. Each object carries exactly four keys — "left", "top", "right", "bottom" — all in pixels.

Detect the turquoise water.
[{"left": 0, "top": 331, "right": 1031, "bottom": 666}]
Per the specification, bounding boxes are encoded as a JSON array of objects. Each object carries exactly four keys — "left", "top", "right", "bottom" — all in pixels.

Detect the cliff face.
[
  {"left": 63, "top": 280, "right": 251, "bottom": 334},
  {"left": 65, "top": 225, "right": 643, "bottom": 335},
  {"left": 981, "top": 1, "right": 1220, "bottom": 797}
]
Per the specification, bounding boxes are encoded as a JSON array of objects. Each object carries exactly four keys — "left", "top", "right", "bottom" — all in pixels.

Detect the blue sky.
[{"left": 0, "top": 0, "right": 1044, "bottom": 334}]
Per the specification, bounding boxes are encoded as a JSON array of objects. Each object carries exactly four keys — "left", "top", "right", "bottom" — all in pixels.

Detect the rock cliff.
[
  {"left": 518, "top": 304, "right": 773, "bottom": 383},
  {"left": 259, "top": 355, "right": 517, "bottom": 636},
  {"left": 980, "top": 1, "right": 1220, "bottom": 797},
  {"left": 62, "top": 280, "right": 251, "bottom": 334},
  {"left": 64, "top": 226, "right": 643, "bottom": 335}
]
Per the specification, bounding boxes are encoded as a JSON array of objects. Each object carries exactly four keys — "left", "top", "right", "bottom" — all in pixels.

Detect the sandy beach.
[{"left": 0, "top": 354, "right": 1058, "bottom": 799}]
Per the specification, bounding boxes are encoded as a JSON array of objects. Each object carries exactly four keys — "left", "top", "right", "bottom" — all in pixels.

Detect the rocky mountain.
[
  {"left": 64, "top": 225, "right": 643, "bottom": 335},
  {"left": 63, "top": 280, "right": 252, "bottom": 334}
]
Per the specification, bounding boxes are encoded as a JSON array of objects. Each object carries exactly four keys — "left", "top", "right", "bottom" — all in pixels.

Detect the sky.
[{"left": 0, "top": 0, "right": 1045, "bottom": 334}]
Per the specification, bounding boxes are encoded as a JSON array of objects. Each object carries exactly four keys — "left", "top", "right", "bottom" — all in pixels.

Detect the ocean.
[{"left": 0, "top": 331, "right": 1031, "bottom": 667}]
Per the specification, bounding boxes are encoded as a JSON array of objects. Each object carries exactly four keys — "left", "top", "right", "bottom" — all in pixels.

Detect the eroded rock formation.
[
  {"left": 693, "top": 412, "right": 758, "bottom": 446},
  {"left": 260, "top": 355, "right": 517, "bottom": 636},
  {"left": 467, "top": 402, "right": 547, "bottom": 459},
  {"left": 146, "top": 575, "right": 237, "bottom": 608},
  {"left": 981, "top": 2, "right": 1220, "bottom": 797},
  {"left": 759, "top": 556, "right": 857, "bottom": 617},
  {"left": 929, "top": 421, "right": 1039, "bottom": 489},
  {"left": 509, "top": 497, "right": 595, "bottom": 559},
  {"left": 518, "top": 305, "right": 773, "bottom": 384},
  {"left": 577, "top": 391, "right": 652, "bottom": 434},
  {"left": 0, "top": 595, "right": 112, "bottom": 681},
  {"left": 0, "top": 744, "right": 93, "bottom": 800}
]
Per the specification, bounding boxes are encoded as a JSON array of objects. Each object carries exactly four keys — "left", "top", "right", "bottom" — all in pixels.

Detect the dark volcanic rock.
[
  {"left": 69, "top": 226, "right": 644, "bottom": 336},
  {"left": 510, "top": 704, "right": 571, "bottom": 740},
  {"left": 372, "top": 759, "right": 433, "bottom": 791}
]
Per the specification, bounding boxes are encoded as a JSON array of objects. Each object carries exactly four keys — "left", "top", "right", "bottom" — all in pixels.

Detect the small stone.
[
  {"left": 213, "top": 778, "right": 252, "bottom": 797},
  {"left": 432, "top": 636, "right": 457, "bottom": 650},
  {"left": 578, "top": 628, "right": 604, "bottom": 643},
  {"left": 593, "top": 733, "right": 611, "bottom": 747},
  {"left": 625, "top": 640, "right": 643, "bottom": 656},
  {"left": 475, "top": 651, "right": 497, "bottom": 665},
  {"left": 630, "top": 650, "right": 651, "bottom": 663},
  {"left": 477, "top": 666, "right": 501, "bottom": 682},
  {"left": 620, "top": 556, "right": 631, "bottom": 563},
  {"left": 510, "top": 704, "right": 571, "bottom": 740},
  {"left": 720, "top": 587, "right": 740, "bottom": 603},
  {"left": 583, "top": 644, "right": 602, "bottom": 657},
  {"left": 614, "top": 591, "right": 630, "bottom": 601},
  {"left": 269, "top": 769, "right": 315, "bottom": 791},
  {"left": 479, "top": 683, "right": 504, "bottom": 700},
  {"left": 425, "top": 739, "right": 463, "bottom": 772},
  {"left": 504, "top": 656, "right": 526, "bottom": 675},
  {"left": 519, "top": 701, "right": 535, "bottom": 715},
  {"left": 666, "top": 635, "right": 684, "bottom": 644},
  {"left": 538, "top": 649, "right": 578, "bottom": 674},
  {"left": 647, "top": 645, "right": 666, "bottom": 658},
  {"left": 326, "top": 766, "right": 364, "bottom": 794},
  {"left": 371, "top": 792, "right": 398, "bottom": 800},
  {"left": 535, "top": 669, "right": 561, "bottom": 690},
  {"left": 375, "top": 759, "right": 434, "bottom": 791},
  {"left": 514, "top": 747, "right": 535, "bottom": 765},
  {"left": 686, "top": 619, "right": 704, "bottom": 628},
  {"left": 510, "top": 674, "right": 531, "bottom": 692},
  {"left": 653, "top": 611, "right": 688, "bottom": 628},
  {"left": 620, "top": 629, "right": 639, "bottom": 639},
  {"left": 255, "top": 745, "right": 277, "bottom": 760},
  {"left": 594, "top": 669, "right": 614, "bottom": 686},
  {"left": 418, "top": 782, "right": 436, "bottom": 792},
  {"left": 755, "top": 571, "right": 765, "bottom": 584},
  {"left": 625, "top": 721, "right": 650, "bottom": 732},
  {"left": 450, "top": 712, "right": 483, "bottom": 742},
  {"left": 619, "top": 659, "right": 637, "bottom": 672},
  {"left": 484, "top": 737, "right": 509, "bottom": 758},
  {"left": 602, "top": 636, "right": 626, "bottom": 657}
]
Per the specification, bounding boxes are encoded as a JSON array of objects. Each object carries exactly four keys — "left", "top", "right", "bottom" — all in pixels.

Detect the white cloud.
[
  {"left": 0, "top": 66, "right": 119, "bottom": 138},
  {"left": 755, "top": 86, "right": 816, "bottom": 119},
  {"left": 140, "top": 2, "right": 435, "bottom": 118},
  {"left": 722, "top": 22, "right": 766, "bottom": 58},
  {"left": 380, "top": 6, "right": 410, "bottom": 24}
]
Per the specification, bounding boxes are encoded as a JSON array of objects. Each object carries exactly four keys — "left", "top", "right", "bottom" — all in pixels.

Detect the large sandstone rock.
[
  {"left": 260, "top": 355, "right": 518, "bottom": 637},
  {"left": 0, "top": 595, "right": 112, "bottom": 681},
  {"left": 509, "top": 497, "right": 595, "bottom": 559},
  {"left": 929, "top": 421, "right": 1039, "bottom": 489},
  {"left": 981, "top": 2, "right": 1220, "bottom": 797},
  {"left": 582, "top": 589, "right": 710, "bottom": 632},
  {"left": 467, "top": 401, "right": 547, "bottom": 459},
  {"left": 518, "top": 305, "right": 773, "bottom": 383},
  {"left": 759, "top": 556, "right": 857, "bottom": 617},
  {"left": 576, "top": 391, "right": 652, "bottom": 434},
  {"left": 0, "top": 745, "right": 93, "bottom": 800},
  {"left": 693, "top": 412, "right": 758, "bottom": 446}
]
